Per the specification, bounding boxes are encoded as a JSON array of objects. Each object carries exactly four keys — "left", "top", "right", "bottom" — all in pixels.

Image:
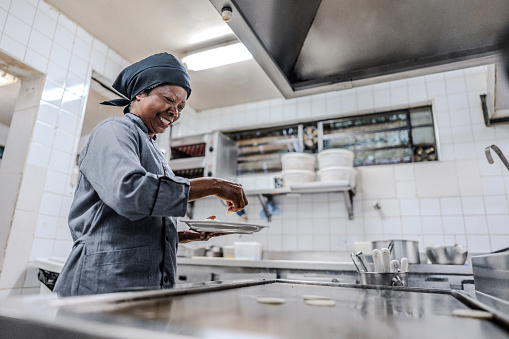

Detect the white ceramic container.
[
  {"left": 317, "top": 149, "right": 354, "bottom": 169},
  {"left": 281, "top": 169, "right": 316, "bottom": 187},
  {"left": 317, "top": 166, "right": 357, "bottom": 187},
  {"left": 281, "top": 152, "right": 316, "bottom": 171}
]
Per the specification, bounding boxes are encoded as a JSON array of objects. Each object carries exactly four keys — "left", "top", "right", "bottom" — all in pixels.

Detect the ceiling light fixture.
[
  {"left": 0, "top": 70, "right": 18, "bottom": 87},
  {"left": 182, "top": 43, "right": 253, "bottom": 71},
  {"left": 189, "top": 25, "right": 233, "bottom": 45}
]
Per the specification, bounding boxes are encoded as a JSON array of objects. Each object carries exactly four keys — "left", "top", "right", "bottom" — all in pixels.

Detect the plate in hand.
[{"left": 183, "top": 220, "right": 268, "bottom": 234}]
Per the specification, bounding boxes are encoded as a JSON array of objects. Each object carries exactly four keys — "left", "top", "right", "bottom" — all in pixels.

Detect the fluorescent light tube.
[
  {"left": 0, "top": 71, "right": 18, "bottom": 87},
  {"left": 189, "top": 25, "right": 233, "bottom": 44},
  {"left": 183, "top": 43, "right": 253, "bottom": 71}
]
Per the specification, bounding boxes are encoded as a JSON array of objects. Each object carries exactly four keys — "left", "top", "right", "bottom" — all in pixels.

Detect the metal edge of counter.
[{"left": 176, "top": 257, "right": 473, "bottom": 275}]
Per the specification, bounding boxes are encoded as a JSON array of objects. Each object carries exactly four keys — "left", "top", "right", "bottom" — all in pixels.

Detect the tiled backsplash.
[
  {"left": 178, "top": 65, "right": 509, "bottom": 254},
  {"left": 0, "top": 0, "right": 131, "bottom": 296},
  {"left": 1, "top": 0, "right": 508, "bottom": 297}
]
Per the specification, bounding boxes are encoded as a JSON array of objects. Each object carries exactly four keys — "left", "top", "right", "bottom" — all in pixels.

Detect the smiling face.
[{"left": 131, "top": 84, "right": 187, "bottom": 137}]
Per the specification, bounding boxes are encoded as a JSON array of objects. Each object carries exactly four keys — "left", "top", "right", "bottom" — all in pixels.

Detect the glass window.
[
  {"left": 228, "top": 124, "right": 302, "bottom": 175},
  {"left": 410, "top": 107, "right": 433, "bottom": 126},
  {"left": 320, "top": 106, "right": 436, "bottom": 166},
  {"left": 227, "top": 105, "right": 437, "bottom": 174}
]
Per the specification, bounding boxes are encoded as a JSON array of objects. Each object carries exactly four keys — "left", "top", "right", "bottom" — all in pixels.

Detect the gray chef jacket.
[{"left": 53, "top": 113, "right": 190, "bottom": 297}]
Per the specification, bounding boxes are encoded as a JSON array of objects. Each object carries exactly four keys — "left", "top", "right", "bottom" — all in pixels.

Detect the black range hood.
[{"left": 209, "top": 0, "right": 509, "bottom": 98}]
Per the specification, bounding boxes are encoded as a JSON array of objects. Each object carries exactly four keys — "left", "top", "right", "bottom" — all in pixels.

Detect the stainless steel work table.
[
  {"left": 176, "top": 258, "right": 474, "bottom": 290},
  {"left": 1, "top": 279, "right": 507, "bottom": 339},
  {"left": 177, "top": 257, "right": 474, "bottom": 274}
]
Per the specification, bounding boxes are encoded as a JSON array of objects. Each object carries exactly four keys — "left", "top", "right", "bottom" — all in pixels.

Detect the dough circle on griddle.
[
  {"left": 305, "top": 299, "right": 336, "bottom": 307},
  {"left": 256, "top": 297, "right": 286, "bottom": 305}
]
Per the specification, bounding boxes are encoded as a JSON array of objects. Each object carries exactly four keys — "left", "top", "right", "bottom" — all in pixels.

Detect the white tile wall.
[
  {"left": 4, "top": 15, "right": 31, "bottom": 45},
  {"left": 179, "top": 64, "right": 509, "bottom": 255},
  {"left": 0, "top": 0, "right": 11, "bottom": 11},
  {"left": 0, "top": 0, "right": 129, "bottom": 294},
  {"left": 0, "top": 0, "right": 507, "bottom": 296},
  {"left": 34, "top": 214, "right": 58, "bottom": 238}
]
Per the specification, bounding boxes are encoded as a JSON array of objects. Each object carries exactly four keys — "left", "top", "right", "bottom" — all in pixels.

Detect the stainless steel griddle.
[{"left": 2, "top": 280, "right": 508, "bottom": 338}]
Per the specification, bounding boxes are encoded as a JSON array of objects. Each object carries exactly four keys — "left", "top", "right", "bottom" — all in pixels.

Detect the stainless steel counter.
[
  {"left": 176, "top": 257, "right": 474, "bottom": 290},
  {"left": 472, "top": 253, "right": 509, "bottom": 301},
  {"left": 0, "top": 280, "right": 507, "bottom": 339},
  {"left": 177, "top": 257, "right": 473, "bottom": 275}
]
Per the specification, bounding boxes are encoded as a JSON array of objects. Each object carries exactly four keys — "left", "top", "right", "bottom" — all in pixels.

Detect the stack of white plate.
[
  {"left": 280, "top": 153, "right": 316, "bottom": 187},
  {"left": 316, "top": 149, "right": 357, "bottom": 187}
]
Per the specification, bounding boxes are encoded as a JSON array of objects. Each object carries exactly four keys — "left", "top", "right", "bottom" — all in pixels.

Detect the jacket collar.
[{"left": 125, "top": 113, "right": 157, "bottom": 140}]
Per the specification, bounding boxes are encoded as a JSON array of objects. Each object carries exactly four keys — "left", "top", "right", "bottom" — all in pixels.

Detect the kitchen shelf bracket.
[
  {"left": 343, "top": 188, "right": 355, "bottom": 220},
  {"left": 258, "top": 194, "right": 274, "bottom": 222},
  {"left": 247, "top": 183, "right": 356, "bottom": 220}
]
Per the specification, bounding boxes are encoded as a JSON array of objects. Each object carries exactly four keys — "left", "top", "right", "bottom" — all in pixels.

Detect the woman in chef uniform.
[{"left": 54, "top": 53, "right": 248, "bottom": 297}]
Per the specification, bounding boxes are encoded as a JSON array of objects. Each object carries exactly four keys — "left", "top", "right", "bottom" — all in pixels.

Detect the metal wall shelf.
[{"left": 245, "top": 181, "right": 356, "bottom": 221}]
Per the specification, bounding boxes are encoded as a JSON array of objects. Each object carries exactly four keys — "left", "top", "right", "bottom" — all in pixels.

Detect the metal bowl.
[{"left": 425, "top": 246, "right": 468, "bottom": 265}]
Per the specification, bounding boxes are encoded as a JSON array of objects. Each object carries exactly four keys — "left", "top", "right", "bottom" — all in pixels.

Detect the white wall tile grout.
[
  {"left": 182, "top": 64, "right": 509, "bottom": 254},
  {"left": 0, "top": 0, "right": 131, "bottom": 294},
  {"left": 1, "top": 1, "right": 509, "bottom": 295}
]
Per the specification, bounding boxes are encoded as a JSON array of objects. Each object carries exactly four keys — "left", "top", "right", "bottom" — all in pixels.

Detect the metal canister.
[
  {"left": 372, "top": 240, "right": 420, "bottom": 264},
  {"left": 359, "top": 272, "right": 408, "bottom": 287}
]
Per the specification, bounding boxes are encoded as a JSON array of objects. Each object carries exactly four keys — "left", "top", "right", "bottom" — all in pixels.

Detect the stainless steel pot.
[
  {"left": 359, "top": 272, "right": 408, "bottom": 287},
  {"left": 425, "top": 246, "right": 468, "bottom": 265},
  {"left": 372, "top": 240, "right": 420, "bottom": 264}
]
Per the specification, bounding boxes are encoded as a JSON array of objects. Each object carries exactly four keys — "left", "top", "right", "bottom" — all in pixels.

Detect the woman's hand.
[
  {"left": 178, "top": 230, "right": 225, "bottom": 243},
  {"left": 178, "top": 216, "right": 226, "bottom": 243},
  {"left": 188, "top": 177, "right": 248, "bottom": 212}
]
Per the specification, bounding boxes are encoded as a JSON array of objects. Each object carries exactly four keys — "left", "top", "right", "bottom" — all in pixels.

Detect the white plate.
[{"left": 183, "top": 220, "right": 269, "bottom": 234}]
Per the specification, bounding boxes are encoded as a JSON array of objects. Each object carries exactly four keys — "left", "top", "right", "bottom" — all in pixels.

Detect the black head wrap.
[{"left": 100, "top": 52, "right": 191, "bottom": 113}]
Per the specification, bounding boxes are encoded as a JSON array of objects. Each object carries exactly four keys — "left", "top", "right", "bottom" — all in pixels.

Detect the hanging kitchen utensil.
[
  {"left": 381, "top": 248, "right": 391, "bottom": 271},
  {"left": 388, "top": 241, "right": 394, "bottom": 254},
  {"left": 350, "top": 253, "right": 362, "bottom": 273},
  {"left": 390, "top": 260, "right": 400, "bottom": 273},
  {"left": 372, "top": 249, "right": 384, "bottom": 273},
  {"left": 356, "top": 252, "right": 371, "bottom": 272},
  {"left": 485, "top": 145, "right": 509, "bottom": 171},
  {"left": 400, "top": 257, "right": 409, "bottom": 272}
]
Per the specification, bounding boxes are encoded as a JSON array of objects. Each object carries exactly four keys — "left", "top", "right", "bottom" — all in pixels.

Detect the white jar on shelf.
[
  {"left": 317, "top": 166, "right": 357, "bottom": 188},
  {"left": 281, "top": 169, "right": 316, "bottom": 187},
  {"left": 281, "top": 152, "right": 316, "bottom": 171},
  {"left": 317, "top": 149, "right": 354, "bottom": 169}
]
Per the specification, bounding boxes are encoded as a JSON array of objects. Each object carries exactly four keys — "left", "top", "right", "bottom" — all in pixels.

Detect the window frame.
[
  {"left": 317, "top": 105, "right": 438, "bottom": 166},
  {"left": 227, "top": 104, "right": 439, "bottom": 175}
]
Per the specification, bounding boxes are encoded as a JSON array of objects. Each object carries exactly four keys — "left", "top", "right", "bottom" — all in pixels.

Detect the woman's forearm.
[
  {"left": 188, "top": 177, "right": 219, "bottom": 201},
  {"left": 187, "top": 177, "right": 248, "bottom": 211}
]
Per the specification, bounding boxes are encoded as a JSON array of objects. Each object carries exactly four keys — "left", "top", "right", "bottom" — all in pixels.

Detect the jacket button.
[{"left": 163, "top": 276, "right": 168, "bottom": 283}]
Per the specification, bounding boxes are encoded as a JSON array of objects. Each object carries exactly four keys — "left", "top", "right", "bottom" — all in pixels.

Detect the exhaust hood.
[{"left": 209, "top": 0, "right": 509, "bottom": 98}]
